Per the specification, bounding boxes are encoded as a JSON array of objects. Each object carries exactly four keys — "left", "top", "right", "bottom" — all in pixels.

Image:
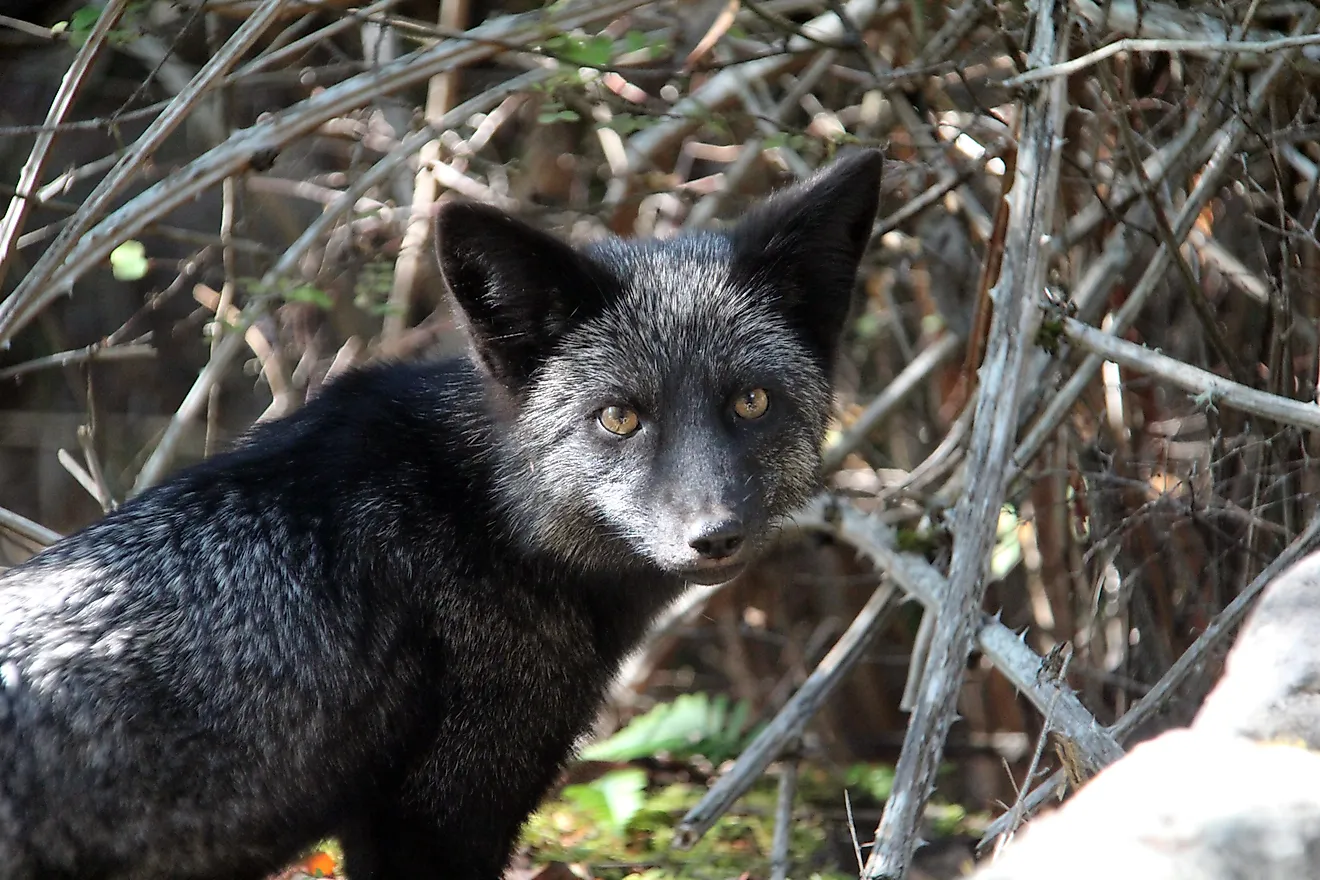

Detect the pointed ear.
[
  {"left": 730, "top": 149, "right": 883, "bottom": 363},
  {"left": 435, "top": 202, "right": 610, "bottom": 391}
]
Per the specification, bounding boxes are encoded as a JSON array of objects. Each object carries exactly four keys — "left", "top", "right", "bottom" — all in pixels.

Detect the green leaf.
[
  {"left": 538, "top": 108, "right": 580, "bottom": 124},
  {"left": 595, "top": 768, "right": 648, "bottom": 831},
  {"left": 990, "top": 504, "right": 1022, "bottom": 581},
  {"left": 624, "top": 29, "right": 650, "bottom": 54},
  {"left": 109, "top": 240, "right": 148, "bottom": 281},
  {"left": 545, "top": 32, "right": 614, "bottom": 67},
  {"left": 843, "top": 763, "right": 896, "bottom": 802},
  {"left": 620, "top": 29, "right": 667, "bottom": 58},
  {"left": 64, "top": 5, "right": 101, "bottom": 46},
  {"left": 283, "top": 284, "right": 334, "bottom": 309},
  {"left": 580, "top": 693, "right": 757, "bottom": 764},
  {"left": 558, "top": 782, "right": 612, "bottom": 828},
  {"left": 560, "top": 769, "right": 648, "bottom": 835},
  {"left": 69, "top": 6, "right": 101, "bottom": 31},
  {"left": 605, "top": 113, "right": 656, "bottom": 134}
]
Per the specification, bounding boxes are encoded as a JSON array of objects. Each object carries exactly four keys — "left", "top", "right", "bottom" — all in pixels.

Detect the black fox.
[{"left": 0, "top": 150, "right": 883, "bottom": 880}]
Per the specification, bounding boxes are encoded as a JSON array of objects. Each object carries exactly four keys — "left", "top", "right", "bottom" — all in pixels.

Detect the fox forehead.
[
  {"left": 580, "top": 233, "right": 809, "bottom": 353},
  {"left": 511, "top": 233, "right": 831, "bottom": 414}
]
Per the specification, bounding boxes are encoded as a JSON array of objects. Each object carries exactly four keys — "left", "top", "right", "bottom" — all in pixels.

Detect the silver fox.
[{"left": 0, "top": 149, "right": 883, "bottom": 880}]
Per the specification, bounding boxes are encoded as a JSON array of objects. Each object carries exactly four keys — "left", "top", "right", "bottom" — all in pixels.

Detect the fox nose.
[{"left": 688, "top": 516, "right": 745, "bottom": 560}]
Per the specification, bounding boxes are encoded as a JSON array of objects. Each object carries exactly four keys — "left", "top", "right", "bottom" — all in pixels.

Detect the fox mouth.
[{"left": 674, "top": 560, "right": 749, "bottom": 585}]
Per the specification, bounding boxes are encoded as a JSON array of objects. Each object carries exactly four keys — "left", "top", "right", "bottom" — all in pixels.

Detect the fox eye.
[
  {"left": 598, "top": 405, "right": 641, "bottom": 436},
  {"left": 733, "top": 388, "right": 770, "bottom": 420}
]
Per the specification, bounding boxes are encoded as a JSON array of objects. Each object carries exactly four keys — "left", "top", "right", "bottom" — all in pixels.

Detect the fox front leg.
[{"left": 338, "top": 805, "right": 514, "bottom": 880}]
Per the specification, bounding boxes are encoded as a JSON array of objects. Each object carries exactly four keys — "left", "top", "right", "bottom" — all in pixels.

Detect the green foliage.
[
  {"left": 544, "top": 32, "right": 616, "bottom": 68},
  {"left": 894, "top": 526, "right": 945, "bottom": 557},
  {"left": 1035, "top": 314, "right": 1065, "bottom": 354},
  {"left": 604, "top": 114, "right": 659, "bottom": 135},
  {"left": 560, "top": 769, "right": 649, "bottom": 834},
  {"left": 109, "top": 240, "right": 148, "bottom": 282},
  {"left": 849, "top": 307, "right": 886, "bottom": 343},
  {"left": 622, "top": 30, "right": 669, "bottom": 59},
  {"left": 763, "top": 132, "right": 814, "bottom": 152},
  {"left": 581, "top": 693, "right": 758, "bottom": 765},
  {"left": 282, "top": 284, "right": 334, "bottom": 310},
  {"left": 927, "top": 801, "right": 968, "bottom": 837},
  {"left": 538, "top": 106, "right": 582, "bottom": 124},
  {"left": 524, "top": 777, "right": 849, "bottom": 880},
  {"left": 524, "top": 756, "right": 981, "bottom": 879},
  {"left": 353, "top": 261, "right": 400, "bottom": 317},
  {"left": 55, "top": 3, "right": 146, "bottom": 47},
  {"left": 842, "top": 763, "right": 896, "bottom": 802},
  {"left": 991, "top": 504, "right": 1022, "bottom": 581}
]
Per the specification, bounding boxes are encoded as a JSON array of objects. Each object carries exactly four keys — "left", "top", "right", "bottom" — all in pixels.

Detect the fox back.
[{"left": 0, "top": 150, "right": 882, "bottom": 880}]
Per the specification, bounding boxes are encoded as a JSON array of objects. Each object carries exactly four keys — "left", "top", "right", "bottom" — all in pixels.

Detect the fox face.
[{"left": 437, "top": 151, "right": 883, "bottom": 583}]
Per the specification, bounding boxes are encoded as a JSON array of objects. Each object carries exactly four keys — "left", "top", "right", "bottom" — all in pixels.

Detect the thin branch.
[
  {"left": 823, "top": 332, "right": 963, "bottom": 473},
  {"left": 0, "top": 342, "right": 155, "bottom": 382},
  {"left": 685, "top": 48, "right": 839, "bottom": 227},
  {"left": 0, "top": 0, "right": 130, "bottom": 293},
  {"left": 0, "top": 0, "right": 290, "bottom": 347},
  {"left": 1005, "top": 32, "right": 1320, "bottom": 86},
  {"left": 1059, "top": 315, "right": 1320, "bottom": 432},
  {"left": 769, "top": 750, "right": 800, "bottom": 880},
  {"left": 676, "top": 495, "right": 1125, "bottom": 850},
  {"left": 863, "top": 0, "right": 1069, "bottom": 873},
  {"left": 0, "top": 0, "right": 648, "bottom": 352},
  {"left": 229, "top": 0, "right": 406, "bottom": 80},
  {"left": 129, "top": 66, "right": 555, "bottom": 493},
  {"left": 385, "top": 0, "right": 470, "bottom": 341},
  {"left": 1096, "top": 61, "right": 1249, "bottom": 383},
  {"left": 0, "top": 504, "right": 61, "bottom": 549},
  {"left": 57, "top": 448, "right": 111, "bottom": 511},
  {"left": 991, "top": 645, "right": 1071, "bottom": 857},
  {"left": 1008, "top": 8, "right": 1317, "bottom": 483},
  {"left": 674, "top": 576, "right": 902, "bottom": 847},
  {"left": 618, "top": 0, "right": 879, "bottom": 175}
]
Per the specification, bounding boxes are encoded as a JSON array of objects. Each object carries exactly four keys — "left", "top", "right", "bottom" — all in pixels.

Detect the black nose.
[{"left": 688, "top": 517, "right": 745, "bottom": 559}]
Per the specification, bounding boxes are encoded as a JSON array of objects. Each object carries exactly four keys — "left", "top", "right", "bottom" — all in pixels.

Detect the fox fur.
[{"left": 0, "top": 149, "right": 883, "bottom": 880}]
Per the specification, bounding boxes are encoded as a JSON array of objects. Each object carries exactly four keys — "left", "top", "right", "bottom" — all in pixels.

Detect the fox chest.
[{"left": 416, "top": 591, "right": 614, "bottom": 769}]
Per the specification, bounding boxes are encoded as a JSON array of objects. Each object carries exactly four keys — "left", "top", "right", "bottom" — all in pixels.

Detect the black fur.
[{"left": 0, "top": 149, "right": 883, "bottom": 880}]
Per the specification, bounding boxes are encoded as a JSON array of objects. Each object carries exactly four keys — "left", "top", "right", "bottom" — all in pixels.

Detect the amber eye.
[
  {"left": 598, "top": 405, "right": 641, "bottom": 436},
  {"left": 733, "top": 388, "right": 770, "bottom": 420}
]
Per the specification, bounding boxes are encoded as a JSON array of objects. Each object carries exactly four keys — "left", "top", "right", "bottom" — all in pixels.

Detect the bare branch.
[
  {"left": 0, "top": 0, "right": 130, "bottom": 293},
  {"left": 1059, "top": 316, "right": 1320, "bottom": 432},
  {"left": 862, "top": 0, "right": 1071, "bottom": 873},
  {"left": 0, "top": 0, "right": 291, "bottom": 347},
  {"left": 1005, "top": 32, "right": 1320, "bottom": 87}
]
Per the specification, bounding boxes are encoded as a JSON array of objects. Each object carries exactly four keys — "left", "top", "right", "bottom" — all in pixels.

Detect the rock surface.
[
  {"left": 973, "top": 730, "right": 1320, "bottom": 880},
  {"left": 1194, "top": 552, "right": 1320, "bottom": 748},
  {"left": 973, "top": 549, "right": 1320, "bottom": 879}
]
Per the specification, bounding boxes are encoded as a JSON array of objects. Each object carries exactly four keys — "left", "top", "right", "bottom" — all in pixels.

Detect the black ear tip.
[
  {"left": 436, "top": 200, "right": 507, "bottom": 238},
  {"left": 820, "top": 148, "right": 884, "bottom": 190}
]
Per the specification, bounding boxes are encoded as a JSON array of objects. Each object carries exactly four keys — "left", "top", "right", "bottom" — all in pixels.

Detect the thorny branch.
[{"left": 862, "top": 1, "right": 1069, "bottom": 875}]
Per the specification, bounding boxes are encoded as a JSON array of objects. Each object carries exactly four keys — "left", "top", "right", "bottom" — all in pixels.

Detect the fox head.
[{"left": 436, "top": 150, "right": 882, "bottom": 583}]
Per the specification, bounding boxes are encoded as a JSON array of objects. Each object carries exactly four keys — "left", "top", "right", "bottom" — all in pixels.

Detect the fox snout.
[
  {"left": 686, "top": 512, "right": 745, "bottom": 561},
  {"left": 657, "top": 498, "right": 758, "bottom": 583}
]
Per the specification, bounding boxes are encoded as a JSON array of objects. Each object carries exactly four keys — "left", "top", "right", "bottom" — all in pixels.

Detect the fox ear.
[
  {"left": 436, "top": 202, "right": 608, "bottom": 391},
  {"left": 730, "top": 149, "right": 883, "bottom": 364}
]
